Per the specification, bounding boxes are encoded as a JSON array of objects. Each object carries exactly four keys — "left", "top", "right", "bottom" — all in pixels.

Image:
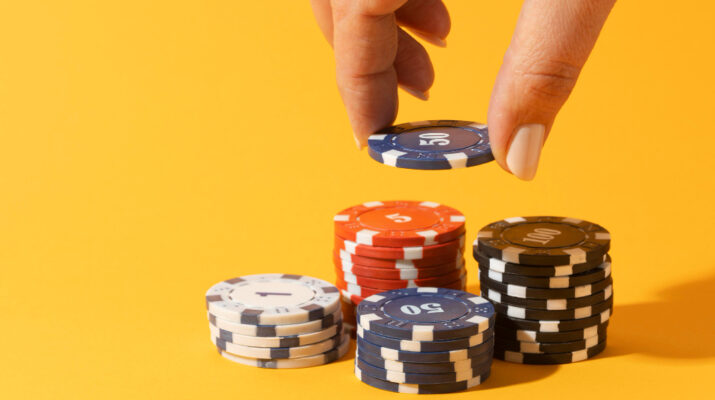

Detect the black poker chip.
[
  {"left": 493, "top": 322, "right": 609, "bottom": 343},
  {"left": 489, "top": 296, "right": 613, "bottom": 321},
  {"left": 495, "top": 334, "right": 606, "bottom": 354},
  {"left": 473, "top": 250, "right": 607, "bottom": 277},
  {"left": 482, "top": 284, "right": 613, "bottom": 310},
  {"left": 493, "top": 339, "right": 607, "bottom": 364},
  {"left": 479, "top": 275, "right": 614, "bottom": 300},
  {"left": 477, "top": 256, "right": 611, "bottom": 288},
  {"left": 475, "top": 216, "right": 610, "bottom": 266},
  {"left": 494, "top": 308, "right": 612, "bottom": 332}
]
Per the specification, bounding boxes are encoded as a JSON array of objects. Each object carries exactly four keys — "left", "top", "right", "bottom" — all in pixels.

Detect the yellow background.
[{"left": 1, "top": 1, "right": 713, "bottom": 398}]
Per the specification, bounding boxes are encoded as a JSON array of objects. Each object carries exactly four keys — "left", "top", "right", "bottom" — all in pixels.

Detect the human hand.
[{"left": 311, "top": 0, "right": 615, "bottom": 180}]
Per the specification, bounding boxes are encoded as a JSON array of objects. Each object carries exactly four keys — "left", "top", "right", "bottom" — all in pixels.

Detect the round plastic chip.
[
  {"left": 367, "top": 120, "right": 494, "bottom": 170},
  {"left": 334, "top": 201, "right": 465, "bottom": 247}
]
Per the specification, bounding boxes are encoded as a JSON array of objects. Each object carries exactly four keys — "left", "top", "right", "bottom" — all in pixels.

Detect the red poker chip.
[
  {"left": 334, "top": 266, "right": 465, "bottom": 290},
  {"left": 334, "top": 249, "right": 461, "bottom": 269},
  {"left": 333, "top": 201, "right": 465, "bottom": 247},
  {"left": 334, "top": 258, "right": 465, "bottom": 280},
  {"left": 334, "top": 235, "right": 465, "bottom": 260},
  {"left": 335, "top": 274, "right": 467, "bottom": 298}
]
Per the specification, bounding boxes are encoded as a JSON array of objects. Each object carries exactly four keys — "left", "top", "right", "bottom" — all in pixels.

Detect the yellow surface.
[{"left": 1, "top": 1, "right": 713, "bottom": 398}]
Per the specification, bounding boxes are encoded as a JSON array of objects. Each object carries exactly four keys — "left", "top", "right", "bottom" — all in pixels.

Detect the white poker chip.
[
  {"left": 211, "top": 330, "right": 345, "bottom": 359},
  {"left": 207, "top": 308, "right": 342, "bottom": 337},
  {"left": 205, "top": 274, "right": 340, "bottom": 325},
  {"left": 217, "top": 333, "right": 350, "bottom": 368},
  {"left": 209, "top": 321, "right": 342, "bottom": 348}
]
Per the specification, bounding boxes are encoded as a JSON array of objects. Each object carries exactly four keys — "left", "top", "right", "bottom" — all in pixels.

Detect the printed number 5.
[
  {"left": 386, "top": 213, "right": 411, "bottom": 223},
  {"left": 400, "top": 303, "right": 444, "bottom": 315}
]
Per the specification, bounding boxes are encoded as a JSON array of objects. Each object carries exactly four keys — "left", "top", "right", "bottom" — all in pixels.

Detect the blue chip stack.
[{"left": 354, "top": 288, "right": 496, "bottom": 394}]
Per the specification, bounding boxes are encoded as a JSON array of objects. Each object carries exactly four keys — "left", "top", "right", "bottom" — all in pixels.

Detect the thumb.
[{"left": 488, "top": 0, "right": 615, "bottom": 180}]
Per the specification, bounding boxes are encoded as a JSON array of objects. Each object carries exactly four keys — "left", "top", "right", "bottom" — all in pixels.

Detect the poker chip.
[
  {"left": 494, "top": 308, "right": 611, "bottom": 332},
  {"left": 474, "top": 250, "right": 607, "bottom": 277},
  {"left": 366, "top": 120, "right": 494, "bottom": 170},
  {"left": 337, "top": 274, "right": 467, "bottom": 298},
  {"left": 207, "top": 308, "right": 342, "bottom": 337},
  {"left": 495, "top": 334, "right": 605, "bottom": 354},
  {"left": 356, "top": 344, "right": 493, "bottom": 374},
  {"left": 477, "top": 258, "right": 611, "bottom": 288},
  {"left": 205, "top": 274, "right": 345, "bottom": 369},
  {"left": 356, "top": 357, "right": 491, "bottom": 385},
  {"left": 217, "top": 334, "right": 350, "bottom": 369},
  {"left": 357, "top": 323, "right": 494, "bottom": 352},
  {"left": 494, "top": 322, "right": 609, "bottom": 343},
  {"left": 476, "top": 216, "right": 610, "bottom": 265},
  {"left": 479, "top": 275, "right": 613, "bottom": 299},
  {"left": 355, "top": 365, "right": 491, "bottom": 394},
  {"left": 357, "top": 288, "right": 495, "bottom": 341},
  {"left": 335, "top": 266, "right": 465, "bottom": 290},
  {"left": 334, "top": 201, "right": 465, "bottom": 247},
  {"left": 209, "top": 321, "right": 342, "bottom": 348},
  {"left": 493, "top": 339, "right": 607, "bottom": 364},
  {"left": 205, "top": 274, "right": 340, "bottom": 324},
  {"left": 212, "top": 330, "right": 344, "bottom": 359},
  {"left": 490, "top": 296, "right": 614, "bottom": 321},
  {"left": 335, "top": 249, "right": 462, "bottom": 269},
  {"left": 357, "top": 337, "right": 494, "bottom": 363},
  {"left": 335, "top": 258, "right": 465, "bottom": 280},
  {"left": 483, "top": 285, "right": 613, "bottom": 310},
  {"left": 335, "top": 234, "right": 465, "bottom": 260}
]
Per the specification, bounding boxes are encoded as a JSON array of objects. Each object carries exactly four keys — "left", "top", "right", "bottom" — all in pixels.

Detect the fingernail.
[
  {"left": 506, "top": 124, "right": 545, "bottom": 181},
  {"left": 410, "top": 30, "right": 447, "bottom": 48},
  {"left": 399, "top": 84, "right": 429, "bottom": 101},
  {"left": 354, "top": 135, "right": 364, "bottom": 150}
]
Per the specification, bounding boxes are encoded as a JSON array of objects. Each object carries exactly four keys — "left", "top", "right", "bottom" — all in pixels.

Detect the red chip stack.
[{"left": 332, "top": 201, "right": 468, "bottom": 335}]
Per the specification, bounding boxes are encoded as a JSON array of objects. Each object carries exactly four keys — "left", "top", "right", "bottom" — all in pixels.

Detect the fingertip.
[{"left": 354, "top": 134, "right": 366, "bottom": 150}]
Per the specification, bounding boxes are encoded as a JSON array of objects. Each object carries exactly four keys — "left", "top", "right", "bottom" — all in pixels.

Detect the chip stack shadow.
[
  {"left": 333, "top": 201, "right": 468, "bottom": 336},
  {"left": 354, "top": 288, "right": 496, "bottom": 393},
  {"left": 474, "top": 216, "right": 613, "bottom": 364},
  {"left": 205, "top": 274, "right": 348, "bottom": 368}
]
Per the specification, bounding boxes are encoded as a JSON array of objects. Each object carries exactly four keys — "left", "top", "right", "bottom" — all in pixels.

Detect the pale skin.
[{"left": 311, "top": 0, "right": 616, "bottom": 180}]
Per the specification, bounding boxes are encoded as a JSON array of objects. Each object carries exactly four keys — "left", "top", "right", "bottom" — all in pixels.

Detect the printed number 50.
[
  {"left": 419, "top": 132, "right": 450, "bottom": 146},
  {"left": 400, "top": 303, "right": 444, "bottom": 315}
]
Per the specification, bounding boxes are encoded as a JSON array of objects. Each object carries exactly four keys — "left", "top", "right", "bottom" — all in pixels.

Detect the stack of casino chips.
[
  {"left": 474, "top": 217, "right": 613, "bottom": 364},
  {"left": 354, "top": 288, "right": 496, "bottom": 394},
  {"left": 332, "top": 201, "right": 468, "bottom": 334},
  {"left": 204, "top": 274, "right": 349, "bottom": 368}
]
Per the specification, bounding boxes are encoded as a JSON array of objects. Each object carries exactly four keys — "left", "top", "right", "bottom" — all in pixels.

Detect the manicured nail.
[
  {"left": 410, "top": 30, "right": 447, "bottom": 47},
  {"left": 506, "top": 124, "right": 545, "bottom": 181},
  {"left": 399, "top": 84, "right": 429, "bottom": 101}
]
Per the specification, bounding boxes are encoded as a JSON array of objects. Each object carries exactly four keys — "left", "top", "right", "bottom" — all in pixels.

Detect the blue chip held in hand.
[{"left": 367, "top": 120, "right": 493, "bottom": 170}]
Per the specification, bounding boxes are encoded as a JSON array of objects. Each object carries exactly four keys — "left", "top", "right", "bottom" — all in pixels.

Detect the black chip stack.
[{"left": 474, "top": 216, "right": 613, "bottom": 364}]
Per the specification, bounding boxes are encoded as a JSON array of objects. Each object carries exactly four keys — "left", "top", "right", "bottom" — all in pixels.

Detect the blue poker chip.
[
  {"left": 367, "top": 120, "right": 493, "bottom": 170},
  {"left": 357, "top": 288, "right": 495, "bottom": 341}
]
